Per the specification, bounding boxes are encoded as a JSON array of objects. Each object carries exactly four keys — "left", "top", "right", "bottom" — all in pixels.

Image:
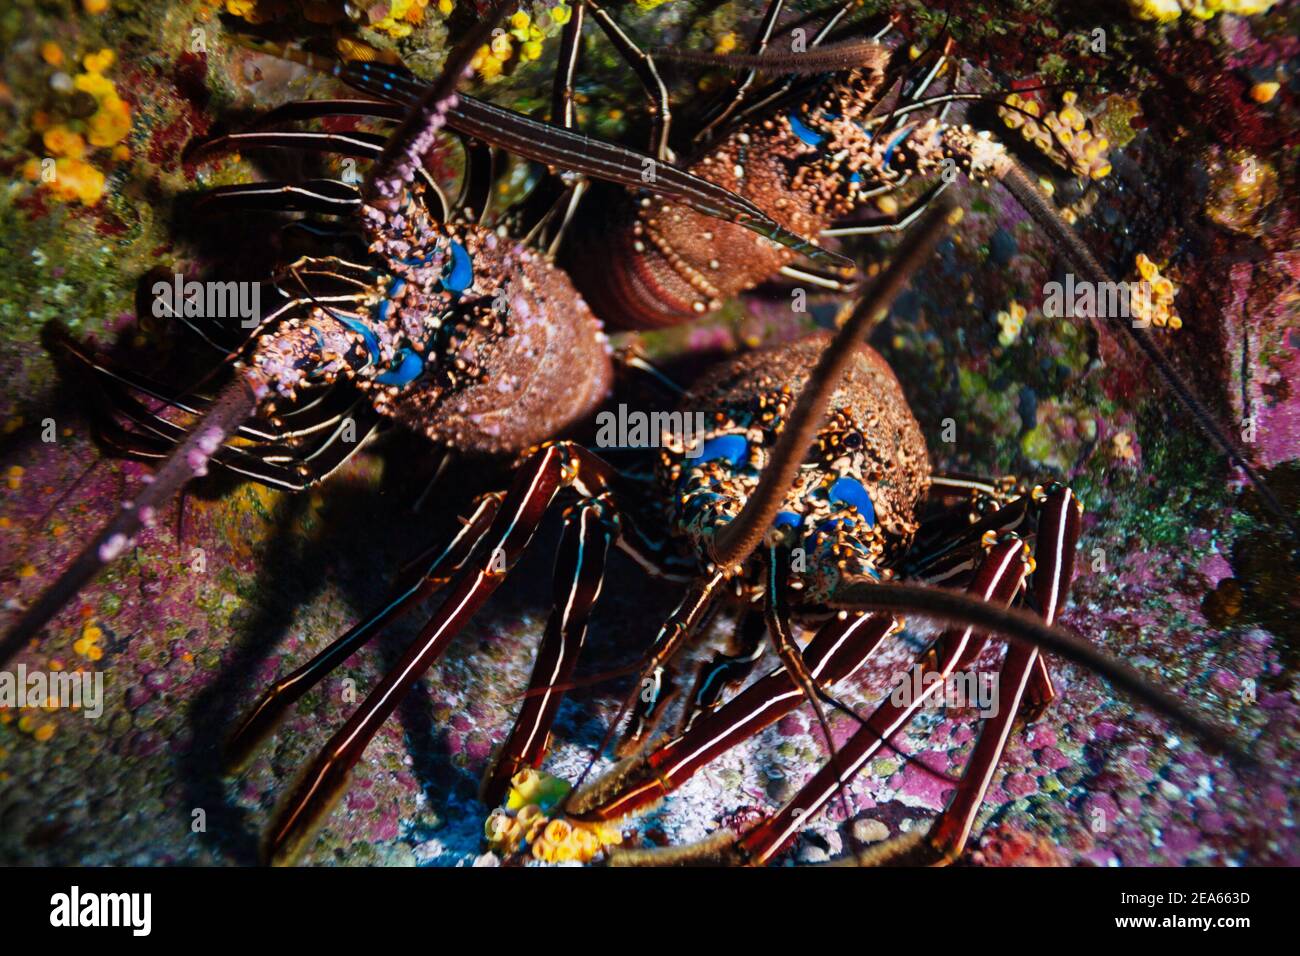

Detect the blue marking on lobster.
[
  {"left": 441, "top": 240, "right": 473, "bottom": 295},
  {"left": 376, "top": 348, "right": 424, "bottom": 386},
  {"left": 788, "top": 111, "right": 825, "bottom": 148},
  {"left": 829, "top": 476, "right": 876, "bottom": 526},
  {"left": 773, "top": 510, "right": 803, "bottom": 529},
  {"left": 340, "top": 316, "right": 381, "bottom": 366},
  {"left": 882, "top": 126, "right": 913, "bottom": 169},
  {"left": 699, "top": 434, "right": 749, "bottom": 466}
]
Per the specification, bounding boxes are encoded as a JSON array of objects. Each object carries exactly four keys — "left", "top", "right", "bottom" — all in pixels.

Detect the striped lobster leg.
[
  {"left": 922, "top": 485, "right": 1080, "bottom": 861},
  {"left": 253, "top": 442, "right": 616, "bottom": 865},
  {"left": 726, "top": 536, "right": 1032, "bottom": 866},
  {"left": 569, "top": 611, "right": 897, "bottom": 823},
  {"left": 480, "top": 496, "right": 618, "bottom": 805},
  {"left": 223, "top": 493, "right": 503, "bottom": 773}
]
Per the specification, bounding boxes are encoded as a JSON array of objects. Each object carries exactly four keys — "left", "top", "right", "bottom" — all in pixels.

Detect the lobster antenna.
[
  {"left": 830, "top": 580, "right": 1253, "bottom": 765},
  {"left": 364, "top": 1, "right": 509, "bottom": 205},
  {"left": 650, "top": 39, "right": 889, "bottom": 75},
  {"left": 0, "top": 376, "right": 258, "bottom": 665},
  {"left": 997, "top": 159, "right": 1298, "bottom": 540},
  {"left": 710, "top": 197, "right": 957, "bottom": 570}
]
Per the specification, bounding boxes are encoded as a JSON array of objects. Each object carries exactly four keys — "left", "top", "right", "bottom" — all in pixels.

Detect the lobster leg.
[
  {"left": 259, "top": 442, "right": 614, "bottom": 865},
  {"left": 185, "top": 129, "right": 385, "bottom": 164},
  {"left": 224, "top": 493, "right": 502, "bottom": 773},
  {"left": 821, "top": 180, "right": 952, "bottom": 238},
  {"left": 764, "top": 543, "right": 857, "bottom": 828},
  {"left": 611, "top": 570, "right": 726, "bottom": 757},
  {"left": 922, "top": 485, "right": 1081, "bottom": 862},
  {"left": 706, "top": 0, "right": 865, "bottom": 142},
  {"left": 693, "top": 0, "right": 789, "bottom": 144},
  {"left": 252, "top": 98, "right": 405, "bottom": 128},
  {"left": 480, "top": 496, "right": 617, "bottom": 804},
  {"left": 905, "top": 495, "right": 1033, "bottom": 582},
  {"left": 194, "top": 179, "right": 363, "bottom": 216},
  {"left": 729, "top": 537, "right": 1031, "bottom": 866},
  {"left": 570, "top": 611, "right": 896, "bottom": 823},
  {"left": 676, "top": 604, "right": 767, "bottom": 735},
  {"left": 552, "top": 0, "right": 585, "bottom": 130}
]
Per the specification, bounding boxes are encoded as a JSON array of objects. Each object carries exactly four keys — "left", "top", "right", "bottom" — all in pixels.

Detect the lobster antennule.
[{"left": 0, "top": 376, "right": 259, "bottom": 666}]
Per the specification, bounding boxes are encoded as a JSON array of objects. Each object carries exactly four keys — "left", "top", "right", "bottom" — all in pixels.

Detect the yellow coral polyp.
[
  {"left": 1129, "top": 0, "right": 1277, "bottom": 20},
  {"left": 542, "top": 819, "right": 573, "bottom": 845},
  {"left": 73, "top": 67, "right": 132, "bottom": 148},
  {"left": 23, "top": 156, "right": 106, "bottom": 205},
  {"left": 83, "top": 48, "right": 115, "bottom": 74},
  {"left": 370, "top": 0, "right": 427, "bottom": 37},
  {"left": 486, "top": 768, "right": 622, "bottom": 863},
  {"left": 484, "top": 808, "right": 523, "bottom": 854},
  {"left": 1250, "top": 82, "right": 1279, "bottom": 104},
  {"left": 996, "top": 301, "right": 1026, "bottom": 347},
  {"left": 1001, "top": 91, "right": 1112, "bottom": 180},
  {"left": 506, "top": 766, "right": 571, "bottom": 811},
  {"left": 1131, "top": 254, "right": 1181, "bottom": 332},
  {"left": 43, "top": 126, "right": 86, "bottom": 159},
  {"left": 529, "top": 817, "right": 620, "bottom": 863},
  {"left": 73, "top": 623, "right": 105, "bottom": 661}
]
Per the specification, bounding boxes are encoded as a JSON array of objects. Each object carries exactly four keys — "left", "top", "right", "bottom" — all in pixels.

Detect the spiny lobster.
[
  {"left": 0, "top": 2, "right": 1264, "bottom": 867},
  {"left": 223, "top": 199, "right": 1243, "bottom": 866}
]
